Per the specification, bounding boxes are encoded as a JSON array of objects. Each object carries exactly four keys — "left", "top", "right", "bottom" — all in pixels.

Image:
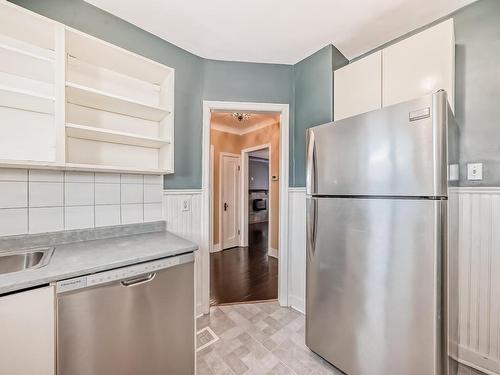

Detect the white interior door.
[{"left": 221, "top": 154, "right": 240, "bottom": 249}]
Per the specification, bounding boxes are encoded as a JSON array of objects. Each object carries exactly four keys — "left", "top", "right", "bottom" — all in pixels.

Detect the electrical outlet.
[
  {"left": 182, "top": 199, "right": 191, "bottom": 211},
  {"left": 467, "top": 163, "right": 483, "bottom": 181}
]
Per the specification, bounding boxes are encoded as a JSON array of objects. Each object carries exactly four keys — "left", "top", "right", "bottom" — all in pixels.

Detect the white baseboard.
[
  {"left": 268, "top": 248, "right": 278, "bottom": 258},
  {"left": 289, "top": 294, "right": 305, "bottom": 315},
  {"left": 211, "top": 243, "right": 221, "bottom": 253}
]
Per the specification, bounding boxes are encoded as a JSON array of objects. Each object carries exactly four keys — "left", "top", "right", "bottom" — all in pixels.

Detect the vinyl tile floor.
[{"left": 196, "top": 301, "right": 342, "bottom": 375}]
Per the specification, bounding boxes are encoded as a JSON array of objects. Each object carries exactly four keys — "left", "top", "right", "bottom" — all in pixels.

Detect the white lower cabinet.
[{"left": 0, "top": 286, "right": 55, "bottom": 375}]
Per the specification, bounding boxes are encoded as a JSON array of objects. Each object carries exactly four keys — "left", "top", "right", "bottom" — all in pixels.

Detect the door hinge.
[
  {"left": 238, "top": 165, "right": 241, "bottom": 171},
  {"left": 238, "top": 229, "right": 240, "bottom": 235}
]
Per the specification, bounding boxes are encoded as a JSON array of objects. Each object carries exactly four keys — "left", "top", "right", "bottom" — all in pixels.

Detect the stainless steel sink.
[{"left": 0, "top": 247, "right": 54, "bottom": 275}]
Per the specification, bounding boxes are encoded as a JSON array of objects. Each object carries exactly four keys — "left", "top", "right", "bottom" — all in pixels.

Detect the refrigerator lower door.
[{"left": 306, "top": 197, "right": 446, "bottom": 375}]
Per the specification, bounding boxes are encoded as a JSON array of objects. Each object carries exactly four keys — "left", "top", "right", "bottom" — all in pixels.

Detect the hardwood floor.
[{"left": 210, "top": 222, "right": 278, "bottom": 306}]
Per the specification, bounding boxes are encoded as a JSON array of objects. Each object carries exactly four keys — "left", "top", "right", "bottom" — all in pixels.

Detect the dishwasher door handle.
[{"left": 121, "top": 273, "right": 156, "bottom": 287}]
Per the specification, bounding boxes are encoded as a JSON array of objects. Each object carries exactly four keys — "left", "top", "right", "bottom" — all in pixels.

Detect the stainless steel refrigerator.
[{"left": 305, "top": 90, "right": 459, "bottom": 375}]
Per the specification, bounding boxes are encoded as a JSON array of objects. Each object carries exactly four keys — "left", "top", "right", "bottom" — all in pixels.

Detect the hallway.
[{"left": 210, "top": 222, "right": 278, "bottom": 306}]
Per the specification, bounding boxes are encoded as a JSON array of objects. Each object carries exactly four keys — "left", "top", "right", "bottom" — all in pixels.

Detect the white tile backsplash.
[
  {"left": 144, "top": 184, "right": 163, "bottom": 203},
  {"left": 95, "top": 173, "right": 120, "bottom": 184},
  {"left": 65, "top": 206, "right": 94, "bottom": 230},
  {"left": 0, "top": 208, "right": 27, "bottom": 236},
  {"left": 29, "top": 170, "right": 64, "bottom": 182},
  {"left": 121, "top": 204, "right": 143, "bottom": 224},
  {"left": 121, "top": 184, "right": 144, "bottom": 204},
  {"left": 0, "top": 168, "right": 164, "bottom": 236},
  {"left": 144, "top": 175, "right": 162, "bottom": 185},
  {"left": 121, "top": 174, "right": 143, "bottom": 184},
  {"left": 29, "top": 182, "right": 63, "bottom": 207},
  {"left": 29, "top": 207, "right": 64, "bottom": 234},
  {"left": 65, "top": 171, "right": 94, "bottom": 183},
  {"left": 95, "top": 183, "right": 120, "bottom": 205},
  {"left": 0, "top": 169, "right": 28, "bottom": 181},
  {"left": 0, "top": 182, "right": 28, "bottom": 208},
  {"left": 144, "top": 203, "right": 162, "bottom": 222},
  {"left": 65, "top": 182, "right": 94, "bottom": 206},
  {"left": 95, "top": 205, "right": 121, "bottom": 227}
]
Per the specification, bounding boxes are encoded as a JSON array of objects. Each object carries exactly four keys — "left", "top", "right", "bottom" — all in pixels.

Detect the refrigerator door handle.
[
  {"left": 306, "top": 129, "right": 316, "bottom": 195},
  {"left": 307, "top": 198, "right": 318, "bottom": 261}
]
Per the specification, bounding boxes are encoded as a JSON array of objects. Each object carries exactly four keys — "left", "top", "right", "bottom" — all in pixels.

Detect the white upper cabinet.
[
  {"left": 334, "top": 19, "right": 455, "bottom": 121},
  {"left": 334, "top": 51, "right": 382, "bottom": 121},
  {"left": 0, "top": 286, "right": 55, "bottom": 375},
  {"left": 0, "top": 2, "right": 175, "bottom": 174},
  {"left": 382, "top": 19, "right": 455, "bottom": 111}
]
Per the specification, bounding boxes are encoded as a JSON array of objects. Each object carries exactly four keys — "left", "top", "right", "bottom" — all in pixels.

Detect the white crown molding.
[{"left": 211, "top": 119, "right": 277, "bottom": 136}]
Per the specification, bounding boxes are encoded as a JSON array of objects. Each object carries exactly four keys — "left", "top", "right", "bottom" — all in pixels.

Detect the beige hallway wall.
[{"left": 211, "top": 122, "right": 280, "bottom": 251}]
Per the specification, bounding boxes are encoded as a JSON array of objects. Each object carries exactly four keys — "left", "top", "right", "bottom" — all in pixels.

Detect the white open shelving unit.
[
  {"left": 0, "top": 2, "right": 61, "bottom": 165},
  {"left": 0, "top": 1, "right": 175, "bottom": 174}
]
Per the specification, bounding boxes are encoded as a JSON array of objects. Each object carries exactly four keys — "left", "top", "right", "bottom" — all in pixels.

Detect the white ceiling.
[{"left": 85, "top": 0, "right": 476, "bottom": 64}]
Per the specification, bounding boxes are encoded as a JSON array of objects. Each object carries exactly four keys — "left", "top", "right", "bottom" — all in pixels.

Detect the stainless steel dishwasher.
[{"left": 55, "top": 252, "right": 194, "bottom": 375}]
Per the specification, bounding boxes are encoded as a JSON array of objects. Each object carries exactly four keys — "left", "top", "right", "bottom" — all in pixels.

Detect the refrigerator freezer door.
[
  {"left": 307, "top": 91, "right": 449, "bottom": 197},
  {"left": 306, "top": 197, "right": 445, "bottom": 375}
]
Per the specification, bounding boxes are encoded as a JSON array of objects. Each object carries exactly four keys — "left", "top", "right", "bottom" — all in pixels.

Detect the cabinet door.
[
  {"left": 334, "top": 51, "right": 382, "bottom": 121},
  {"left": 0, "top": 286, "right": 55, "bottom": 375},
  {"left": 383, "top": 19, "right": 455, "bottom": 111}
]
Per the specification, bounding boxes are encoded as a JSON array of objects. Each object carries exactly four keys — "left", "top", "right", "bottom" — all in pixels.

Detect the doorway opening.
[{"left": 209, "top": 112, "right": 280, "bottom": 305}]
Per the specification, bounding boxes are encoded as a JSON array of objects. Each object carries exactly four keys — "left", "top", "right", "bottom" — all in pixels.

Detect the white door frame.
[
  {"left": 202, "top": 100, "right": 290, "bottom": 314},
  {"left": 240, "top": 144, "right": 272, "bottom": 253},
  {"left": 219, "top": 152, "right": 241, "bottom": 250}
]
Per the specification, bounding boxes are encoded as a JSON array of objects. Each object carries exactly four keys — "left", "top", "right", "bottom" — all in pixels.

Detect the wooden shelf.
[
  {"left": 0, "top": 159, "right": 63, "bottom": 169},
  {"left": 66, "top": 123, "right": 170, "bottom": 149},
  {"left": 0, "top": 34, "right": 54, "bottom": 62},
  {"left": 65, "top": 163, "right": 171, "bottom": 175},
  {"left": 0, "top": 85, "right": 54, "bottom": 114},
  {"left": 0, "top": 159, "right": 170, "bottom": 175},
  {"left": 66, "top": 28, "right": 172, "bottom": 85},
  {"left": 66, "top": 82, "right": 170, "bottom": 121}
]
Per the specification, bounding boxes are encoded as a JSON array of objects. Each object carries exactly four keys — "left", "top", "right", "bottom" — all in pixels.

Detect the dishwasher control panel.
[
  {"left": 87, "top": 256, "right": 180, "bottom": 287},
  {"left": 56, "top": 256, "right": 181, "bottom": 293}
]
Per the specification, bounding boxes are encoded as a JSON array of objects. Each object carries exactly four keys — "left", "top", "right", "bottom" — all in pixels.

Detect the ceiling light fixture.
[{"left": 232, "top": 112, "right": 251, "bottom": 122}]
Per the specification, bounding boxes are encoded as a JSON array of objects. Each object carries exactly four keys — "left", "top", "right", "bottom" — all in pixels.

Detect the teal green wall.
[
  {"left": 202, "top": 59, "right": 295, "bottom": 186},
  {"left": 453, "top": 0, "right": 500, "bottom": 187},
  {"left": 292, "top": 45, "right": 348, "bottom": 186}
]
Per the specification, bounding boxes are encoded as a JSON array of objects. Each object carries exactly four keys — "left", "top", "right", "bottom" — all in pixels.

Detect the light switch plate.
[{"left": 467, "top": 163, "right": 483, "bottom": 181}]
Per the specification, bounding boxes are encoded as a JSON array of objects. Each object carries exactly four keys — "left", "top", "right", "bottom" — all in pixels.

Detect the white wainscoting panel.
[
  {"left": 163, "top": 189, "right": 203, "bottom": 315},
  {"left": 288, "top": 187, "right": 307, "bottom": 314},
  {"left": 453, "top": 187, "right": 500, "bottom": 375},
  {"left": 458, "top": 364, "right": 489, "bottom": 375}
]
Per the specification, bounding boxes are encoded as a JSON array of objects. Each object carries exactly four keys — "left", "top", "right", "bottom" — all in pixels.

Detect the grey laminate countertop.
[{"left": 0, "top": 222, "right": 197, "bottom": 294}]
